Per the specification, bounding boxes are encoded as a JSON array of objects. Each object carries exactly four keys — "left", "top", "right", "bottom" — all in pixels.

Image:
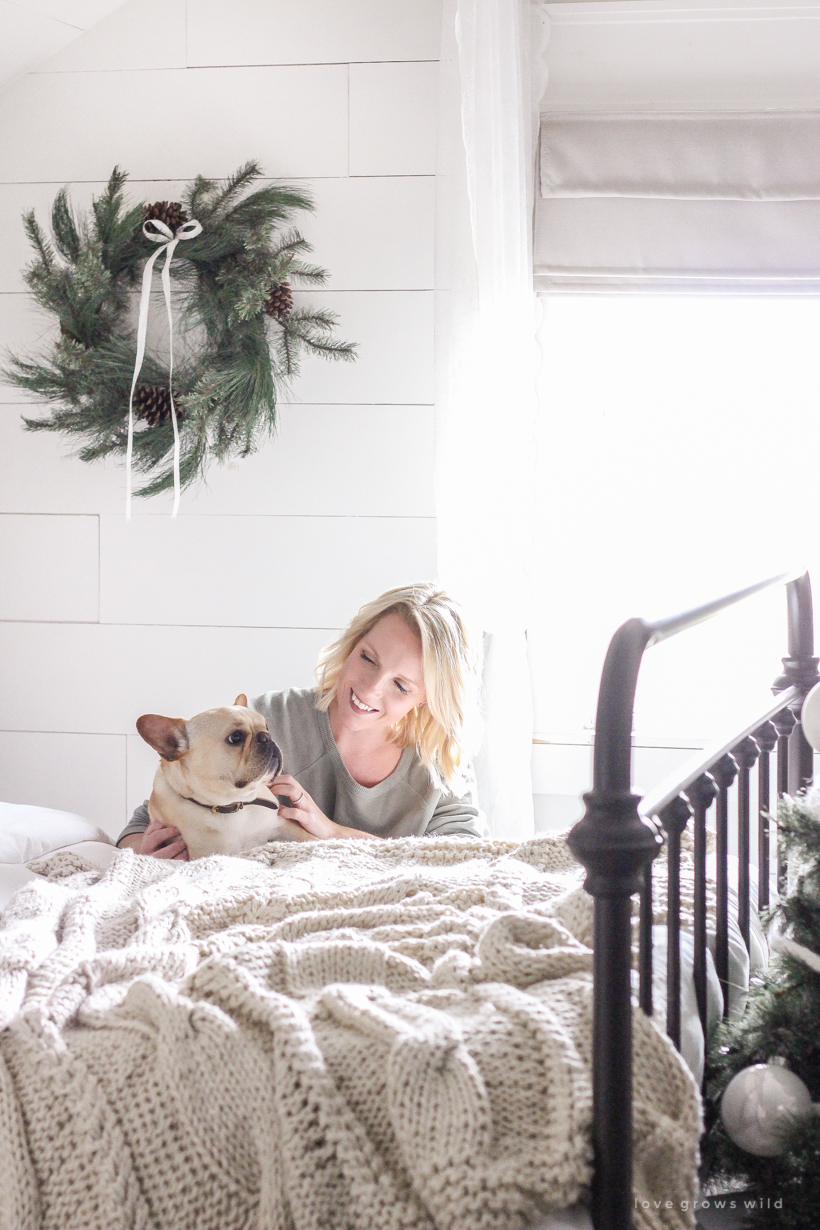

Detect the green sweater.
[{"left": 119, "top": 687, "right": 486, "bottom": 842}]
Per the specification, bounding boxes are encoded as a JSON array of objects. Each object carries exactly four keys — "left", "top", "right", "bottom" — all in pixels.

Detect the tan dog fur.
[{"left": 137, "top": 695, "right": 315, "bottom": 859}]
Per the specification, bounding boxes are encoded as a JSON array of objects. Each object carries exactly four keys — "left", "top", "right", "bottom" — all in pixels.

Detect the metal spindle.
[
  {"left": 773, "top": 707, "right": 796, "bottom": 896},
  {"left": 685, "top": 772, "right": 717, "bottom": 1038},
  {"left": 639, "top": 862, "right": 653, "bottom": 1016},
  {"left": 733, "top": 736, "right": 760, "bottom": 952},
  {"left": 659, "top": 795, "right": 693, "bottom": 1050},
  {"left": 755, "top": 722, "right": 778, "bottom": 912},
  {"left": 712, "top": 753, "right": 738, "bottom": 1017}
]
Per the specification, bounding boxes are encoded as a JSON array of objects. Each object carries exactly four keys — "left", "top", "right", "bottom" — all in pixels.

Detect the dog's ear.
[
  {"left": 234, "top": 693, "right": 248, "bottom": 707},
  {"left": 136, "top": 714, "right": 189, "bottom": 761}
]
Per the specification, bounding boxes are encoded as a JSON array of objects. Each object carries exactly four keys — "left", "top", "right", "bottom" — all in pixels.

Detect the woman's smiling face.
[{"left": 332, "top": 612, "right": 426, "bottom": 734}]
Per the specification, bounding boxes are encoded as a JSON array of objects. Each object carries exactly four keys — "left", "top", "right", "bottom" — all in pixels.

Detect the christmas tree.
[{"left": 704, "top": 793, "right": 820, "bottom": 1228}]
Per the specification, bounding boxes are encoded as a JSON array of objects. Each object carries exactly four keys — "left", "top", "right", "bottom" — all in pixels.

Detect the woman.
[{"left": 117, "top": 583, "right": 486, "bottom": 858}]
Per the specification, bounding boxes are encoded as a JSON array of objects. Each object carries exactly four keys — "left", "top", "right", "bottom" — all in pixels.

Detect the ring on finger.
[{"left": 294, "top": 792, "right": 304, "bottom": 805}]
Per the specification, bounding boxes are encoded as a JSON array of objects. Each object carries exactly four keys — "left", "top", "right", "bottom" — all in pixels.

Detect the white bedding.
[
  {"left": 0, "top": 841, "right": 119, "bottom": 908},
  {"left": 0, "top": 803, "right": 759, "bottom": 1230},
  {"left": 0, "top": 844, "right": 756, "bottom": 1082},
  {"left": 0, "top": 831, "right": 699, "bottom": 1230}
]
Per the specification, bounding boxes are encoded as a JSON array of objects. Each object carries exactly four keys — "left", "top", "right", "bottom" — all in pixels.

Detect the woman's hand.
[
  {"left": 119, "top": 824, "right": 189, "bottom": 859},
  {"left": 271, "top": 775, "right": 380, "bottom": 840}
]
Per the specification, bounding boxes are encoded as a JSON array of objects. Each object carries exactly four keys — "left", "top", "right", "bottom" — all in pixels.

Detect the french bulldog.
[{"left": 136, "top": 694, "right": 315, "bottom": 859}]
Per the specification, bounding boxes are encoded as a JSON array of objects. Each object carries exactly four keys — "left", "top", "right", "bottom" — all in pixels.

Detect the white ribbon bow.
[{"left": 126, "top": 216, "right": 202, "bottom": 519}]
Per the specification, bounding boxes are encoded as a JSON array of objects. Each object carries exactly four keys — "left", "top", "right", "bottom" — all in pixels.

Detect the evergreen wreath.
[{"left": 4, "top": 162, "right": 356, "bottom": 497}]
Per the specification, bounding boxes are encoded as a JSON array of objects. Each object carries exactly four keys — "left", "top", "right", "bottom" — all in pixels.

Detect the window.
[{"left": 529, "top": 294, "right": 820, "bottom": 820}]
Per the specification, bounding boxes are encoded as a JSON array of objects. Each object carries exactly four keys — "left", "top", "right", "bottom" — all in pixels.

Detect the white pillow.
[{"left": 0, "top": 802, "right": 112, "bottom": 864}]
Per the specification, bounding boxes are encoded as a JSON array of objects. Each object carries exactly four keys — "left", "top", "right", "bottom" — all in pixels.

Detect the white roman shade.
[{"left": 535, "top": 112, "right": 820, "bottom": 292}]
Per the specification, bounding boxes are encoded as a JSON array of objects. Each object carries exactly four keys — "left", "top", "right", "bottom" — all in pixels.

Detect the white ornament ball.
[
  {"left": 800, "top": 680, "right": 820, "bottom": 753},
  {"left": 720, "top": 1061, "right": 813, "bottom": 1156}
]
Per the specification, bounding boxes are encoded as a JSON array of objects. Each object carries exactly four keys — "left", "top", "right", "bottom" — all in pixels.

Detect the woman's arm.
[
  {"left": 424, "top": 767, "right": 488, "bottom": 839},
  {"left": 272, "top": 775, "right": 381, "bottom": 840},
  {"left": 116, "top": 800, "right": 150, "bottom": 847},
  {"left": 118, "top": 828, "right": 189, "bottom": 857},
  {"left": 118, "top": 833, "right": 144, "bottom": 851},
  {"left": 116, "top": 801, "right": 189, "bottom": 858}
]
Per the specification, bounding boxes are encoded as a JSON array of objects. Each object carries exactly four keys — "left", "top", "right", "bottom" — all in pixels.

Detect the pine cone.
[
  {"left": 144, "top": 200, "right": 189, "bottom": 234},
  {"left": 132, "top": 384, "right": 185, "bottom": 428},
  {"left": 264, "top": 282, "right": 294, "bottom": 321}
]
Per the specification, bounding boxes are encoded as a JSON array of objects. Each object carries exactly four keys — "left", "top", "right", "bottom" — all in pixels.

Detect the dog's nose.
[{"left": 256, "top": 731, "right": 270, "bottom": 744}]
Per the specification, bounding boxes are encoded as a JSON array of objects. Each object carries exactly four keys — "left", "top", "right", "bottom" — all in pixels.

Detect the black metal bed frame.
[{"left": 567, "top": 570, "right": 819, "bottom": 1230}]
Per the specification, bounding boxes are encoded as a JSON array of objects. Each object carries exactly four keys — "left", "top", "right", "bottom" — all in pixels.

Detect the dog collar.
[{"left": 182, "top": 795, "right": 279, "bottom": 815}]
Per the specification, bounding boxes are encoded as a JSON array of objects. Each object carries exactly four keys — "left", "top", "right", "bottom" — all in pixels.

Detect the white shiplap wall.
[{"left": 0, "top": 0, "right": 441, "bottom": 837}]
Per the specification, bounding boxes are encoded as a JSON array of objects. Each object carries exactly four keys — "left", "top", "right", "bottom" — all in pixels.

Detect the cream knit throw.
[{"left": 0, "top": 834, "right": 699, "bottom": 1230}]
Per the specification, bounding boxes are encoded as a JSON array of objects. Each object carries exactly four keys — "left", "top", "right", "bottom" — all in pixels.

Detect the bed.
[
  {"left": 568, "top": 568, "right": 818, "bottom": 1230},
  {"left": 0, "top": 570, "right": 813, "bottom": 1230}
]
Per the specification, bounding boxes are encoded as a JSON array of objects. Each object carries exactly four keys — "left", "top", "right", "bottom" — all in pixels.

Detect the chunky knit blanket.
[{"left": 0, "top": 835, "right": 699, "bottom": 1230}]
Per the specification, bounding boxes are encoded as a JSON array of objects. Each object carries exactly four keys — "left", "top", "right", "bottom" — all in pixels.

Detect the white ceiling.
[{"left": 0, "top": 0, "right": 128, "bottom": 91}]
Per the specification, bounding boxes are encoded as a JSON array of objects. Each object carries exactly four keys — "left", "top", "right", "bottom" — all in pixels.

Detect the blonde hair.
[{"left": 315, "top": 583, "right": 481, "bottom": 788}]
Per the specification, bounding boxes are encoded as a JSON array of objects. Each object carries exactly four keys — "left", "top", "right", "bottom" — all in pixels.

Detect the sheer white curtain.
[{"left": 435, "top": 0, "right": 547, "bottom": 839}]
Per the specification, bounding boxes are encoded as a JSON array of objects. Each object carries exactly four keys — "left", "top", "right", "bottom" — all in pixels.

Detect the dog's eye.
[{"left": 226, "top": 730, "right": 244, "bottom": 746}]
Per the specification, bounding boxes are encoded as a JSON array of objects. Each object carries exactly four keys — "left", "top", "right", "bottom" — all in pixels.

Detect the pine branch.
[
  {"left": 268, "top": 229, "right": 330, "bottom": 284},
  {"left": 270, "top": 229, "right": 312, "bottom": 260},
  {"left": 210, "top": 328, "right": 276, "bottom": 410},
  {"left": 296, "top": 333, "right": 357, "bottom": 360},
  {"left": 277, "top": 326, "right": 297, "bottom": 379},
  {"left": 228, "top": 283, "right": 272, "bottom": 324},
  {"left": 197, "top": 160, "right": 263, "bottom": 220},
  {"left": 222, "top": 185, "right": 313, "bottom": 231},
  {"left": 91, "top": 168, "right": 147, "bottom": 282},
  {"left": 185, "top": 174, "right": 219, "bottom": 220},
  {"left": 11, "top": 356, "right": 79, "bottom": 404},
  {"left": 279, "top": 309, "right": 357, "bottom": 359},
  {"left": 23, "top": 210, "right": 54, "bottom": 269},
  {"left": 90, "top": 166, "right": 128, "bottom": 245},
  {"left": 178, "top": 189, "right": 316, "bottom": 271},
  {"left": 288, "top": 263, "right": 328, "bottom": 286},
  {"left": 135, "top": 440, "right": 208, "bottom": 497},
  {"left": 51, "top": 189, "right": 83, "bottom": 263},
  {"left": 286, "top": 306, "right": 341, "bottom": 331}
]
